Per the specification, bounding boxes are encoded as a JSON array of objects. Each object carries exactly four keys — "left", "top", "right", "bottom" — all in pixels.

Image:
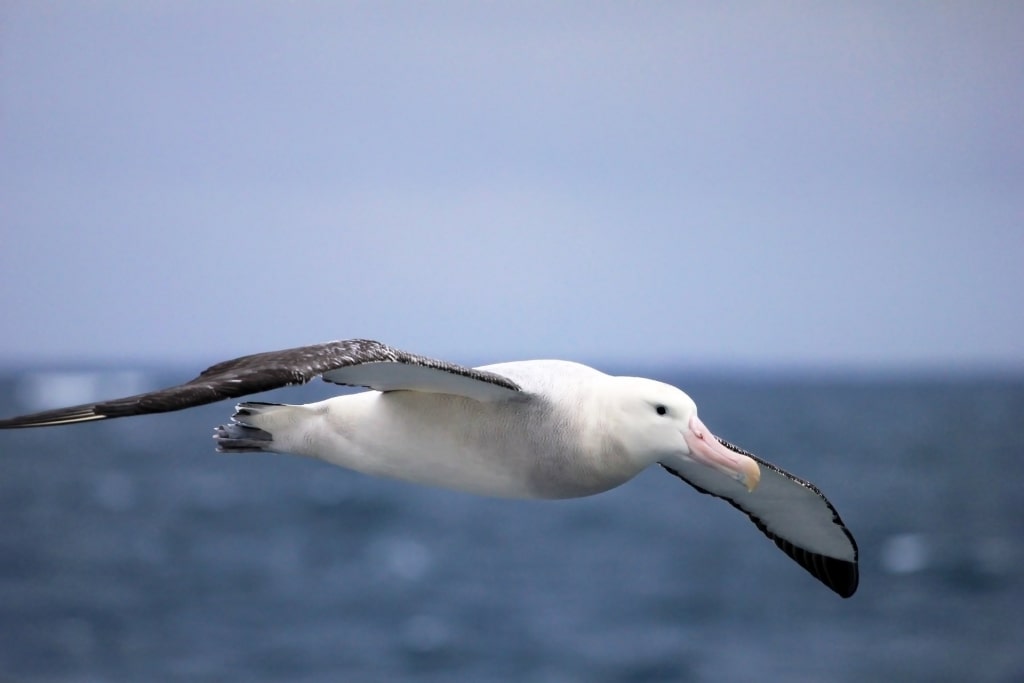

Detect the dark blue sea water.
[{"left": 1, "top": 369, "right": 1022, "bottom": 682}]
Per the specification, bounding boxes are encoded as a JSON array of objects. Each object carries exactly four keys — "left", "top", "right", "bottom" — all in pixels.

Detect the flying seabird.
[{"left": 0, "top": 339, "right": 858, "bottom": 597}]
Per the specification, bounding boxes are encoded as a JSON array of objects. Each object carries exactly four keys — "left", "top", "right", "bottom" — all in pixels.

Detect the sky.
[{"left": 1, "top": 3, "right": 1021, "bottom": 372}]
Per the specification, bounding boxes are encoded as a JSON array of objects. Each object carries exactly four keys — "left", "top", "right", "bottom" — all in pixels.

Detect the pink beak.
[{"left": 683, "top": 414, "right": 761, "bottom": 492}]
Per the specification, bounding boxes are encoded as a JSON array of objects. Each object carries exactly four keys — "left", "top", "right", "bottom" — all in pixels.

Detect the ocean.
[{"left": 0, "top": 369, "right": 1021, "bottom": 682}]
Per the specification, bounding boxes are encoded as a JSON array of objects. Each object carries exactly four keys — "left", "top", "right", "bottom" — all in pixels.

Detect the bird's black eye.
[{"left": 655, "top": 405, "right": 667, "bottom": 416}]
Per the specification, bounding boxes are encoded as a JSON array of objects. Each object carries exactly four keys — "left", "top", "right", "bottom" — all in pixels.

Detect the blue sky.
[{"left": 1, "top": 3, "right": 1021, "bottom": 371}]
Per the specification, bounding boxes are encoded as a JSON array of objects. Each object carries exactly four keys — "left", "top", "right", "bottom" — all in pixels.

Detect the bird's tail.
[{"left": 213, "top": 401, "right": 294, "bottom": 453}]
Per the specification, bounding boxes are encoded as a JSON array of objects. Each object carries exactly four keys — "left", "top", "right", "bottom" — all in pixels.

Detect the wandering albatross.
[{"left": 0, "top": 339, "right": 858, "bottom": 597}]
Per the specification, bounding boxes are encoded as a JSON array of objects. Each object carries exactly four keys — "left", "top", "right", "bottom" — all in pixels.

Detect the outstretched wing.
[
  {"left": 0, "top": 339, "right": 523, "bottom": 428},
  {"left": 661, "top": 438, "right": 859, "bottom": 598}
]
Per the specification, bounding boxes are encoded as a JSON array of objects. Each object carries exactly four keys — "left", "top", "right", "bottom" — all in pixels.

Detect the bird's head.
[{"left": 609, "top": 377, "right": 761, "bottom": 492}]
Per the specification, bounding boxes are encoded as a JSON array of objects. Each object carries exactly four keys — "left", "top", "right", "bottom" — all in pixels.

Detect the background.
[
  {"left": 0, "top": 2, "right": 1021, "bottom": 370},
  {"left": 1, "top": 4, "right": 1022, "bottom": 682}
]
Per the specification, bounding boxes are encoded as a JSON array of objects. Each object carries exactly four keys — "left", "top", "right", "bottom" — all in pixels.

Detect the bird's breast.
[{"left": 312, "top": 391, "right": 640, "bottom": 500}]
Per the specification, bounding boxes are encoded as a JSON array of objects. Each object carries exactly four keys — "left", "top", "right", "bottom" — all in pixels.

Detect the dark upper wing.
[
  {"left": 661, "top": 437, "right": 859, "bottom": 598},
  {"left": 0, "top": 339, "right": 522, "bottom": 429}
]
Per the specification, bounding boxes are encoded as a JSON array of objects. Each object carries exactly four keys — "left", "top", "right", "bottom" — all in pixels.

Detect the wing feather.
[
  {"left": 0, "top": 339, "right": 522, "bottom": 428},
  {"left": 661, "top": 437, "right": 859, "bottom": 598}
]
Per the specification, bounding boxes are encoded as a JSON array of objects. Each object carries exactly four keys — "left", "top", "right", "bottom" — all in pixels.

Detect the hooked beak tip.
[{"left": 741, "top": 460, "right": 761, "bottom": 492}]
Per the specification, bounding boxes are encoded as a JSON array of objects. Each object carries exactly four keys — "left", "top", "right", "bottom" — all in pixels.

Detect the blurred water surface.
[{"left": 1, "top": 370, "right": 1021, "bottom": 682}]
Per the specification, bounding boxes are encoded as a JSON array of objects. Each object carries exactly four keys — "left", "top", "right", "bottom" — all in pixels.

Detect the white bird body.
[
  {"left": 246, "top": 361, "right": 670, "bottom": 500},
  {"left": 0, "top": 340, "right": 859, "bottom": 597}
]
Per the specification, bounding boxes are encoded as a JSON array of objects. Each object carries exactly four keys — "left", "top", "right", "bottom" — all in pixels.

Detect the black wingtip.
[
  {"left": 771, "top": 537, "right": 859, "bottom": 598},
  {"left": 0, "top": 406, "right": 105, "bottom": 429}
]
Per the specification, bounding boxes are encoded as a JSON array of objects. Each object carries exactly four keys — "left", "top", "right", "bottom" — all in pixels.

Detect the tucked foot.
[{"left": 214, "top": 422, "right": 273, "bottom": 453}]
